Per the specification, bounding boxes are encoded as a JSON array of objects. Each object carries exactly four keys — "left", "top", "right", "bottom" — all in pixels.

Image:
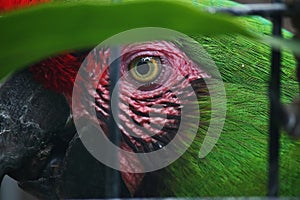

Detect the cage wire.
[{"left": 267, "top": 0, "right": 283, "bottom": 196}]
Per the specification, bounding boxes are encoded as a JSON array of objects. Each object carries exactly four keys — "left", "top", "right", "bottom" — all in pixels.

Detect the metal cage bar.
[{"left": 267, "top": 0, "right": 283, "bottom": 196}]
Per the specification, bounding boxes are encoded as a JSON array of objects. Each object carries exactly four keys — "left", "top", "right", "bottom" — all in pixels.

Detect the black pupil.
[{"left": 136, "top": 61, "right": 150, "bottom": 75}]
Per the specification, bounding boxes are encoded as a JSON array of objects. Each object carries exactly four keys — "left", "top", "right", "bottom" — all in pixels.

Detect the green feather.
[{"left": 155, "top": 0, "right": 299, "bottom": 197}]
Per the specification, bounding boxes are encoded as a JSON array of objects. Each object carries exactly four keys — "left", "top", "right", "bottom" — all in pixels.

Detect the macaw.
[{"left": 0, "top": 0, "right": 299, "bottom": 199}]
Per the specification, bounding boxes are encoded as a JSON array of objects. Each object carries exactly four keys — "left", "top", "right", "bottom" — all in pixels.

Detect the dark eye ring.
[{"left": 128, "top": 56, "right": 162, "bottom": 83}]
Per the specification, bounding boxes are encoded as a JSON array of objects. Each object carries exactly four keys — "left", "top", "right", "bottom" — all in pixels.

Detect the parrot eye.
[{"left": 128, "top": 56, "right": 162, "bottom": 83}]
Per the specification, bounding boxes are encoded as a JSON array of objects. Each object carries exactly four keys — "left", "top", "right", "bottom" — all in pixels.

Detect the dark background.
[{"left": 236, "top": 0, "right": 295, "bottom": 33}]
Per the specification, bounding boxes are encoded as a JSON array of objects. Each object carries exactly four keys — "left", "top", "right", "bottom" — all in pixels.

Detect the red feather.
[
  {"left": 29, "top": 53, "right": 87, "bottom": 97},
  {"left": 0, "top": 0, "right": 49, "bottom": 12}
]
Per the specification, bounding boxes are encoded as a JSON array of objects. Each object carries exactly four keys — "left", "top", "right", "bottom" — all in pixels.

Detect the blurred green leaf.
[
  {"left": 0, "top": 0, "right": 252, "bottom": 79},
  {"left": 262, "top": 36, "right": 300, "bottom": 56}
]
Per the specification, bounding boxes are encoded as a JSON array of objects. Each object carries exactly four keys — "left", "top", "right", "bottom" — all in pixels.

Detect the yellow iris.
[{"left": 129, "top": 56, "right": 161, "bottom": 83}]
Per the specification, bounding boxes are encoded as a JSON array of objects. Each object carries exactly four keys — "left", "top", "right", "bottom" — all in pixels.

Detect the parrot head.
[
  {"left": 0, "top": 0, "right": 218, "bottom": 198},
  {"left": 27, "top": 38, "right": 213, "bottom": 195}
]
